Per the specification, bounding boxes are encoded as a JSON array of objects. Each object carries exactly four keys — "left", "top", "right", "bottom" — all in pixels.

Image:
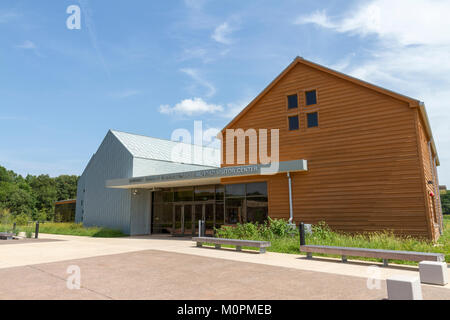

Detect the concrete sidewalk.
[{"left": 0, "top": 233, "right": 448, "bottom": 299}]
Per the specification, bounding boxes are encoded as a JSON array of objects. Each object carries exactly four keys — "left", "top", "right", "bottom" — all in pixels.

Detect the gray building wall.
[
  {"left": 75, "top": 131, "right": 134, "bottom": 234},
  {"left": 130, "top": 189, "right": 152, "bottom": 235}
]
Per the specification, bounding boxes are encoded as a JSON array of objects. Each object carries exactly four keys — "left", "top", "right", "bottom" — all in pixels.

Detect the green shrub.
[
  {"left": 14, "top": 213, "right": 30, "bottom": 226},
  {"left": 25, "top": 229, "right": 33, "bottom": 238}
]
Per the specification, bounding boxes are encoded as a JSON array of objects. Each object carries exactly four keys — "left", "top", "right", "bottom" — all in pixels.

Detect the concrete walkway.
[{"left": 0, "top": 234, "right": 448, "bottom": 299}]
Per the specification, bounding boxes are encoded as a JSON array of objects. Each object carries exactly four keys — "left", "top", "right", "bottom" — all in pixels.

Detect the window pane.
[
  {"left": 174, "top": 187, "right": 193, "bottom": 202},
  {"left": 287, "top": 94, "right": 298, "bottom": 109},
  {"left": 288, "top": 115, "right": 299, "bottom": 131},
  {"left": 225, "top": 198, "right": 244, "bottom": 224},
  {"left": 215, "top": 185, "right": 224, "bottom": 201},
  {"left": 215, "top": 202, "right": 224, "bottom": 227},
  {"left": 152, "top": 203, "right": 173, "bottom": 234},
  {"left": 246, "top": 206, "right": 268, "bottom": 224},
  {"left": 246, "top": 196, "right": 268, "bottom": 207},
  {"left": 194, "top": 185, "right": 215, "bottom": 201},
  {"left": 246, "top": 182, "right": 267, "bottom": 197},
  {"left": 305, "top": 90, "right": 317, "bottom": 105},
  {"left": 307, "top": 112, "right": 319, "bottom": 128},
  {"left": 154, "top": 191, "right": 173, "bottom": 203},
  {"left": 225, "top": 184, "right": 245, "bottom": 197}
]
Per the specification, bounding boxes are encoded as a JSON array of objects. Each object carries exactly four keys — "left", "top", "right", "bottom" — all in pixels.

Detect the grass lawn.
[
  {"left": 213, "top": 216, "right": 450, "bottom": 265},
  {"left": 0, "top": 222, "right": 126, "bottom": 238}
]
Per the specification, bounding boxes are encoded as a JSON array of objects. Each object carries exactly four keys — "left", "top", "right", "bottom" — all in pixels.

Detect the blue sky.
[{"left": 1, "top": 0, "right": 449, "bottom": 185}]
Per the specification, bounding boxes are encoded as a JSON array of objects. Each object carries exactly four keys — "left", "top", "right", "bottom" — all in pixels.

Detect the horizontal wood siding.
[
  {"left": 222, "top": 63, "right": 432, "bottom": 238},
  {"left": 416, "top": 113, "right": 440, "bottom": 240}
]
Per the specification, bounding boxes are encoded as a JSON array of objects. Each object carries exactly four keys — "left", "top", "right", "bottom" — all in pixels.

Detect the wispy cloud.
[
  {"left": 159, "top": 97, "right": 223, "bottom": 116},
  {"left": 111, "top": 89, "right": 140, "bottom": 99},
  {"left": 184, "top": 0, "right": 208, "bottom": 10},
  {"left": 297, "top": 0, "right": 450, "bottom": 184},
  {"left": 0, "top": 116, "right": 26, "bottom": 121},
  {"left": 15, "top": 40, "right": 36, "bottom": 49},
  {"left": 181, "top": 68, "right": 216, "bottom": 97},
  {"left": 211, "top": 22, "right": 234, "bottom": 44},
  {"left": 0, "top": 10, "right": 19, "bottom": 23},
  {"left": 78, "top": 0, "right": 110, "bottom": 76}
]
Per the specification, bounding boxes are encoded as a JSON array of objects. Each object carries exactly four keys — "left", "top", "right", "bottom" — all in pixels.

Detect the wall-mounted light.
[{"left": 132, "top": 189, "right": 139, "bottom": 196}]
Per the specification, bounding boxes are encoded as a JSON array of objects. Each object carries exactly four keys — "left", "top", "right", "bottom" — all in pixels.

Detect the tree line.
[{"left": 0, "top": 165, "right": 78, "bottom": 222}]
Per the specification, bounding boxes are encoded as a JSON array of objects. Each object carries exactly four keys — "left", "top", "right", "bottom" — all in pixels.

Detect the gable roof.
[
  {"left": 223, "top": 56, "right": 439, "bottom": 165},
  {"left": 110, "top": 130, "right": 220, "bottom": 168}
]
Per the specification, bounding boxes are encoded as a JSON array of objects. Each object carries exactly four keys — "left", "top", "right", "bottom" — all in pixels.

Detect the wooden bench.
[
  {"left": 193, "top": 237, "right": 271, "bottom": 254},
  {"left": 300, "top": 245, "right": 445, "bottom": 266},
  {"left": 0, "top": 232, "right": 14, "bottom": 240}
]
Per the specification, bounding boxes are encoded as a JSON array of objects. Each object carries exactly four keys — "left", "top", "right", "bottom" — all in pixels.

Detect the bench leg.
[
  {"left": 215, "top": 244, "right": 221, "bottom": 249},
  {"left": 342, "top": 255, "right": 348, "bottom": 263},
  {"left": 259, "top": 247, "right": 266, "bottom": 254},
  {"left": 196, "top": 242, "right": 203, "bottom": 247},
  {"left": 236, "top": 246, "right": 242, "bottom": 252},
  {"left": 383, "top": 259, "right": 389, "bottom": 267},
  {"left": 306, "top": 252, "right": 313, "bottom": 259}
]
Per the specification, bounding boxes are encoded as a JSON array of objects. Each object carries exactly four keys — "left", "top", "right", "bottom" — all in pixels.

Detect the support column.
[{"left": 287, "top": 172, "right": 294, "bottom": 226}]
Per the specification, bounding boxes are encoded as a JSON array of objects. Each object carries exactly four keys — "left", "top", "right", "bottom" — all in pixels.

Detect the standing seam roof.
[{"left": 110, "top": 130, "right": 221, "bottom": 168}]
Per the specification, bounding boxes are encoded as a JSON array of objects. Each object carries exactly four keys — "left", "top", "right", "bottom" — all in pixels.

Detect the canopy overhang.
[{"left": 106, "top": 160, "right": 307, "bottom": 189}]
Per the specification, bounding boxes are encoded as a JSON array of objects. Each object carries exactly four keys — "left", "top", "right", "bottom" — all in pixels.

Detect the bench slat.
[
  {"left": 193, "top": 237, "right": 271, "bottom": 248},
  {"left": 300, "top": 245, "right": 444, "bottom": 262}
]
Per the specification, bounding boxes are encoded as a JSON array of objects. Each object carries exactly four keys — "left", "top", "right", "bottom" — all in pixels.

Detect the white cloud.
[
  {"left": 295, "top": 10, "right": 335, "bottom": 29},
  {"left": 297, "top": 0, "right": 450, "bottom": 184},
  {"left": 225, "top": 97, "right": 253, "bottom": 119},
  {"left": 212, "top": 22, "right": 234, "bottom": 44},
  {"left": 159, "top": 98, "right": 223, "bottom": 116},
  {"left": 296, "top": 0, "right": 450, "bottom": 46},
  {"left": 181, "top": 68, "right": 216, "bottom": 97},
  {"left": 16, "top": 40, "right": 36, "bottom": 49}
]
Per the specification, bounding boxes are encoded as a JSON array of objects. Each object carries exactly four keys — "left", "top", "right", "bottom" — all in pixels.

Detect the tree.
[
  {"left": 54, "top": 175, "right": 78, "bottom": 200},
  {"left": 26, "top": 174, "right": 58, "bottom": 212},
  {"left": 0, "top": 165, "right": 78, "bottom": 221}
]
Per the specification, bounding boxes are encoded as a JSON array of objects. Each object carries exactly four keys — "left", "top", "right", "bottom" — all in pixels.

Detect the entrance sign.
[{"left": 106, "top": 160, "right": 307, "bottom": 189}]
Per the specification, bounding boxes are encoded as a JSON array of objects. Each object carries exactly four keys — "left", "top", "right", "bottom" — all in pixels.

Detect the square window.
[
  {"left": 288, "top": 115, "right": 299, "bottom": 130},
  {"left": 287, "top": 94, "right": 298, "bottom": 109},
  {"left": 305, "top": 90, "right": 317, "bottom": 106},
  {"left": 307, "top": 112, "right": 319, "bottom": 128}
]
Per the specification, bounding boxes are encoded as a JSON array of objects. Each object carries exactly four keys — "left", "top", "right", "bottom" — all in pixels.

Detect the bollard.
[
  {"left": 201, "top": 220, "right": 206, "bottom": 237},
  {"left": 198, "top": 220, "right": 203, "bottom": 237},
  {"left": 35, "top": 221, "right": 39, "bottom": 239},
  {"left": 299, "top": 222, "right": 306, "bottom": 246}
]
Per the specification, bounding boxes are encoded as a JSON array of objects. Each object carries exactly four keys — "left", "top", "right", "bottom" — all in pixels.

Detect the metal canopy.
[{"left": 106, "top": 159, "right": 307, "bottom": 189}]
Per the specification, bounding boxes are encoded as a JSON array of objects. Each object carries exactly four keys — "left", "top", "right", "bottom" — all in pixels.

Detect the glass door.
[
  {"left": 204, "top": 203, "right": 214, "bottom": 236},
  {"left": 172, "top": 205, "right": 184, "bottom": 236},
  {"left": 172, "top": 204, "right": 193, "bottom": 236}
]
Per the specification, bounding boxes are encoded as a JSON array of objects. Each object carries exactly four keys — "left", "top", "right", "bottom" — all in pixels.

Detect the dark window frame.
[
  {"left": 287, "top": 94, "right": 298, "bottom": 110},
  {"left": 306, "top": 111, "right": 319, "bottom": 128},
  {"left": 305, "top": 89, "right": 318, "bottom": 106},
  {"left": 288, "top": 115, "right": 299, "bottom": 131}
]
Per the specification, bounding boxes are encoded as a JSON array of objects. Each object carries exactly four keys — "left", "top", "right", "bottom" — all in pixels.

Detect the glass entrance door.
[
  {"left": 172, "top": 204, "right": 193, "bottom": 236},
  {"left": 193, "top": 203, "right": 215, "bottom": 236},
  {"left": 173, "top": 205, "right": 184, "bottom": 236}
]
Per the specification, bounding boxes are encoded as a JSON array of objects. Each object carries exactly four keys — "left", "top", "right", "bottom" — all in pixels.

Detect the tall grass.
[
  {"left": 0, "top": 222, "right": 126, "bottom": 238},
  {"left": 214, "top": 216, "right": 450, "bottom": 265}
]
